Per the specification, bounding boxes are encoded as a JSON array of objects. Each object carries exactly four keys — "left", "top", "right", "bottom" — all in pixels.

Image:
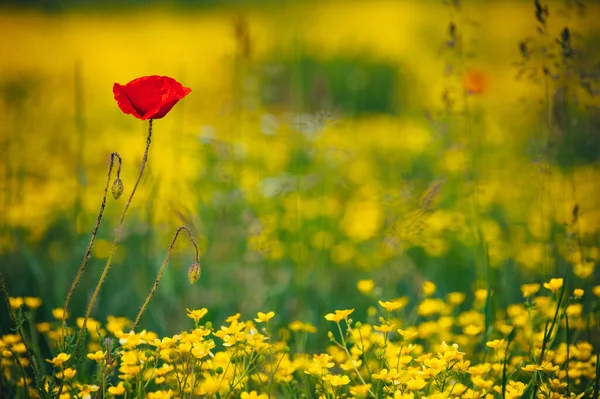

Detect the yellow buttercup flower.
[
  {"left": 506, "top": 381, "right": 526, "bottom": 399},
  {"left": 46, "top": 353, "right": 71, "bottom": 367},
  {"left": 225, "top": 313, "right": 241, "bottom": 323},
  {"left": 340, "top": 197, "right": 383, "bottom": 241},
  {"left": 87, "top": 351, "right": 106, "bottom": 362},
  {"left": 77, "top": 384, "right": 100, "bottom": 397},
  {"left": 106, "top": 316, "right": 130, "bottom": 334},
  {"left": 474, "top": 289, "right": 488, "bottom": 301},
  {"left": 10, "top": 342, "right": 26, "bottom": 354},
  {"left": 254, "top": 311, "right": 275, "bottom": 323},
  {"left": 357, "top": 279, "right": 375, "bottom": 295},
  {"left": 367, "top": 306, "right": 377, "bottom": 317},
  {"left": 323, "top": 374, "right": 350, "bottom": 386},
  {"left": 24, "top": 297, "right": 42, "bottom": 309},
  {"left": 485, "top": 339, "right": 505, "bottom": 350},
  {"left": 186, "top": 308, "right": 208, "bottom": 322},
  {"left": 15, "top": 377, "right": 32, "bottom": 387},
  {"left": 573, "top": 289, "right": 584, "bottom": 298},
  {"left": 373, "top": 324, "right": 395, "bottom": 333},
  {"left": 422, "top": 281, "right": 436, "bottom": 296},
  {"left": 76, "top": 317, "right": 101, "bottom": 332},
  {"left": 324, "top": 309, "right": 354, "bottom": 323},
  {"left": 146, "top": 390, "right": 174, "bottom": 399},
  {"left": 378, "top": 300, "right": 405, "bottom": 312},
  {"left": 543, "top": 278, "right": 564, "bottom": 293},
  {"left": 350, "top": 384, "right": 372, "bottom": 396},
  {"left": 549, "top": 378, "right": 567, "bottom": 390},
  {"left": 397, "top": 328, "right": 418, "bottom": 340},
  {"left": 573, "top": 262, "right": 594, "bottom": 279},
  {"left": 288, "top": 320, "right": 317, "bottom": 333},
  {"left": 566, "top": 303, "right": 582, "bottom": 316},
  {"left": 463, "top": 324, "right": 482, "bottom": 336},
  {"left": 417, "top": 298, "right": 447, "bottom": 316},
  {"left": 372, "top": 368, "right": 399, "bottom": 381},
  {"left": 405, "top": 377, "right": 427, "bottom": 390},
  {"left": 52, "top": 308, "right": 68, "bottom": 320},
  {"left": 36, "top": 322, "right": 51, "bottom": 333},
  {"left": 240, "top": 391, "right": 269, "bottom": 399},
  {"left": 520, "top": 283, "right": 540, "bottom": 298},
  {"left": 472, "top": 375, "right": 493, "bottom": 389},
  {"left": 56, "top": 368, "right": 76, "bottom": 380},
  {"left": 9, "top": 297, "right": 24, "bottom": 309},
  {"left": 446, "top": 292, "right": 465, "bottom": 305}
]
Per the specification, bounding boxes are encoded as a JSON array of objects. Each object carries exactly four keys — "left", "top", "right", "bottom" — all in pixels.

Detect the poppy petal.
[{"left": 113, "top": 83, "right": 143, "bottom": 119}]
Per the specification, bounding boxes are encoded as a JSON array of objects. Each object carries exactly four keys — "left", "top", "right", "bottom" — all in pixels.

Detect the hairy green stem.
[
  {"left": 77, "top": 119, "right": 153, "bottom": 352},
  {"left": 62, "top": 152, "right": 122, "bottom": 335},
  {"left": 131, "top": 226, "right": 200, "bottom": 330}
]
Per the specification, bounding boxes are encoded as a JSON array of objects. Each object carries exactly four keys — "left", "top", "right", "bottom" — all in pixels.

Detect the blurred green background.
[{"left": 1, "top": 0, "right": 599, "bottom": 342}]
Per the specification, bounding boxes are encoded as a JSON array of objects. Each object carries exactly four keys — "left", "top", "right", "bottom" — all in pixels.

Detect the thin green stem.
[
  {"left": 564, "top": 307, "right": 571, "bottom": 397},
  {"left": 335, "top": 321, "right": 375, "bottom": 398},
  {"left": 62, "top": 152, "right": 122, "bottom": 334},
  {"left": 131, "top": 226, "right": 200, "bottom": 330},
  {"left": 7, "top": 347, "right": 30, "bottom": 399},
  {"left": 593, "top": 349, "right": 599, "bottom": 399},
  {"left": 25, "top": 311, "right": 43, "bottom": 382},
  {"left": 77, "top": 119, "right": 152, "bottom": 352}
]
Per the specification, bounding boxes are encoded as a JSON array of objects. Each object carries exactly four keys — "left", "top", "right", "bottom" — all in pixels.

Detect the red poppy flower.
[
  {"left": 113, "top": 75, "right": 191, "bottom": 120},
  {"left": 463, "top": 69, "right": 487, "bottom": 95}
]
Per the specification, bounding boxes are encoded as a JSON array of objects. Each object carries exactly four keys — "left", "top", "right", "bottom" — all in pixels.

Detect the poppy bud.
[
  {"left": 188, "top": 261, "right": 201, "bottom": 284},
  {"left": 112, "top": 178, "right": 124, "bottom": 200}
]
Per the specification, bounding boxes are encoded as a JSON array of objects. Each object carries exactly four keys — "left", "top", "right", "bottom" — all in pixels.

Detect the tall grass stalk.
[
  {"left": 593, "top": 349, "right": 599, "bottom": 399},
  {"left": 564, "top": 305, "right": 571, "bottom": 397},
  {"left": 501, "top": 327, "right": 516, "bottom": 399},
  {"left": 532, "top": 280, "right": 566, "bottom": 399}
]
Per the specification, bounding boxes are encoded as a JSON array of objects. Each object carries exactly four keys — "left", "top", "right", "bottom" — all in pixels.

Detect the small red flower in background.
[
  {"left": 463, "top": 69, "right": 487, "bottom": 95},
  {"left": 113, "top": 75, "right": 191, "bottom": 120}
]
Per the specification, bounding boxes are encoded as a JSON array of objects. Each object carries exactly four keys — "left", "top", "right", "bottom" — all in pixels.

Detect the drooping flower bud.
[
  {"left": 111, "top": 178, "right": 124, "bottom": 200},
  {"left": 188, "top": 261, "right": 201, "bottom": 284}
]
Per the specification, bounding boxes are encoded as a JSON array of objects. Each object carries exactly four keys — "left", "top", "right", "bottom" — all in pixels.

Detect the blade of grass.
[{"left": 501, "top": 327, "right": 516, "bottom": 399}]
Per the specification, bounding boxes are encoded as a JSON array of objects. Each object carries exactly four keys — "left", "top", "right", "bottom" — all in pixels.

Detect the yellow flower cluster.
[{"left": 1, "top": 282, "right": 598, "bottom": 399}]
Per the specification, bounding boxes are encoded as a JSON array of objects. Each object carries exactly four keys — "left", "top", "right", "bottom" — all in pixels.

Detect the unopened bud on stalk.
[
  {"left": 188, "top": 261, "right": 201, "bottom": 284},
  {"left": 112, "top": 178, "right": 124, "bottom": 200}
]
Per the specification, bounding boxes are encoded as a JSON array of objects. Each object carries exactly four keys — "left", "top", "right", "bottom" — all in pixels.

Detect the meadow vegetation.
[{"left": 0, "top": 0, "right": 599, "bottom": 398}]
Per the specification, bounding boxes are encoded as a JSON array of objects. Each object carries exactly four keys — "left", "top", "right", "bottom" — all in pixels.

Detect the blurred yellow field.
[
  {"left": 0, "top": 1, "right": 599, "bottom": 397},
  {"left": 1, "top": 1, "right": 599, "bottom": 238}
]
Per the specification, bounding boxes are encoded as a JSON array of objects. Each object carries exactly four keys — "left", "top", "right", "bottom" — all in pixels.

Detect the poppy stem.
[
  {"left": 131, "top": 226, "right": 200, "bottom": 331},
  {"left": 77, "top": 119, "right": 153, "bottom": 352},
  {"left": 61, "top": 152, "right": 122, "bottom": 339}
]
